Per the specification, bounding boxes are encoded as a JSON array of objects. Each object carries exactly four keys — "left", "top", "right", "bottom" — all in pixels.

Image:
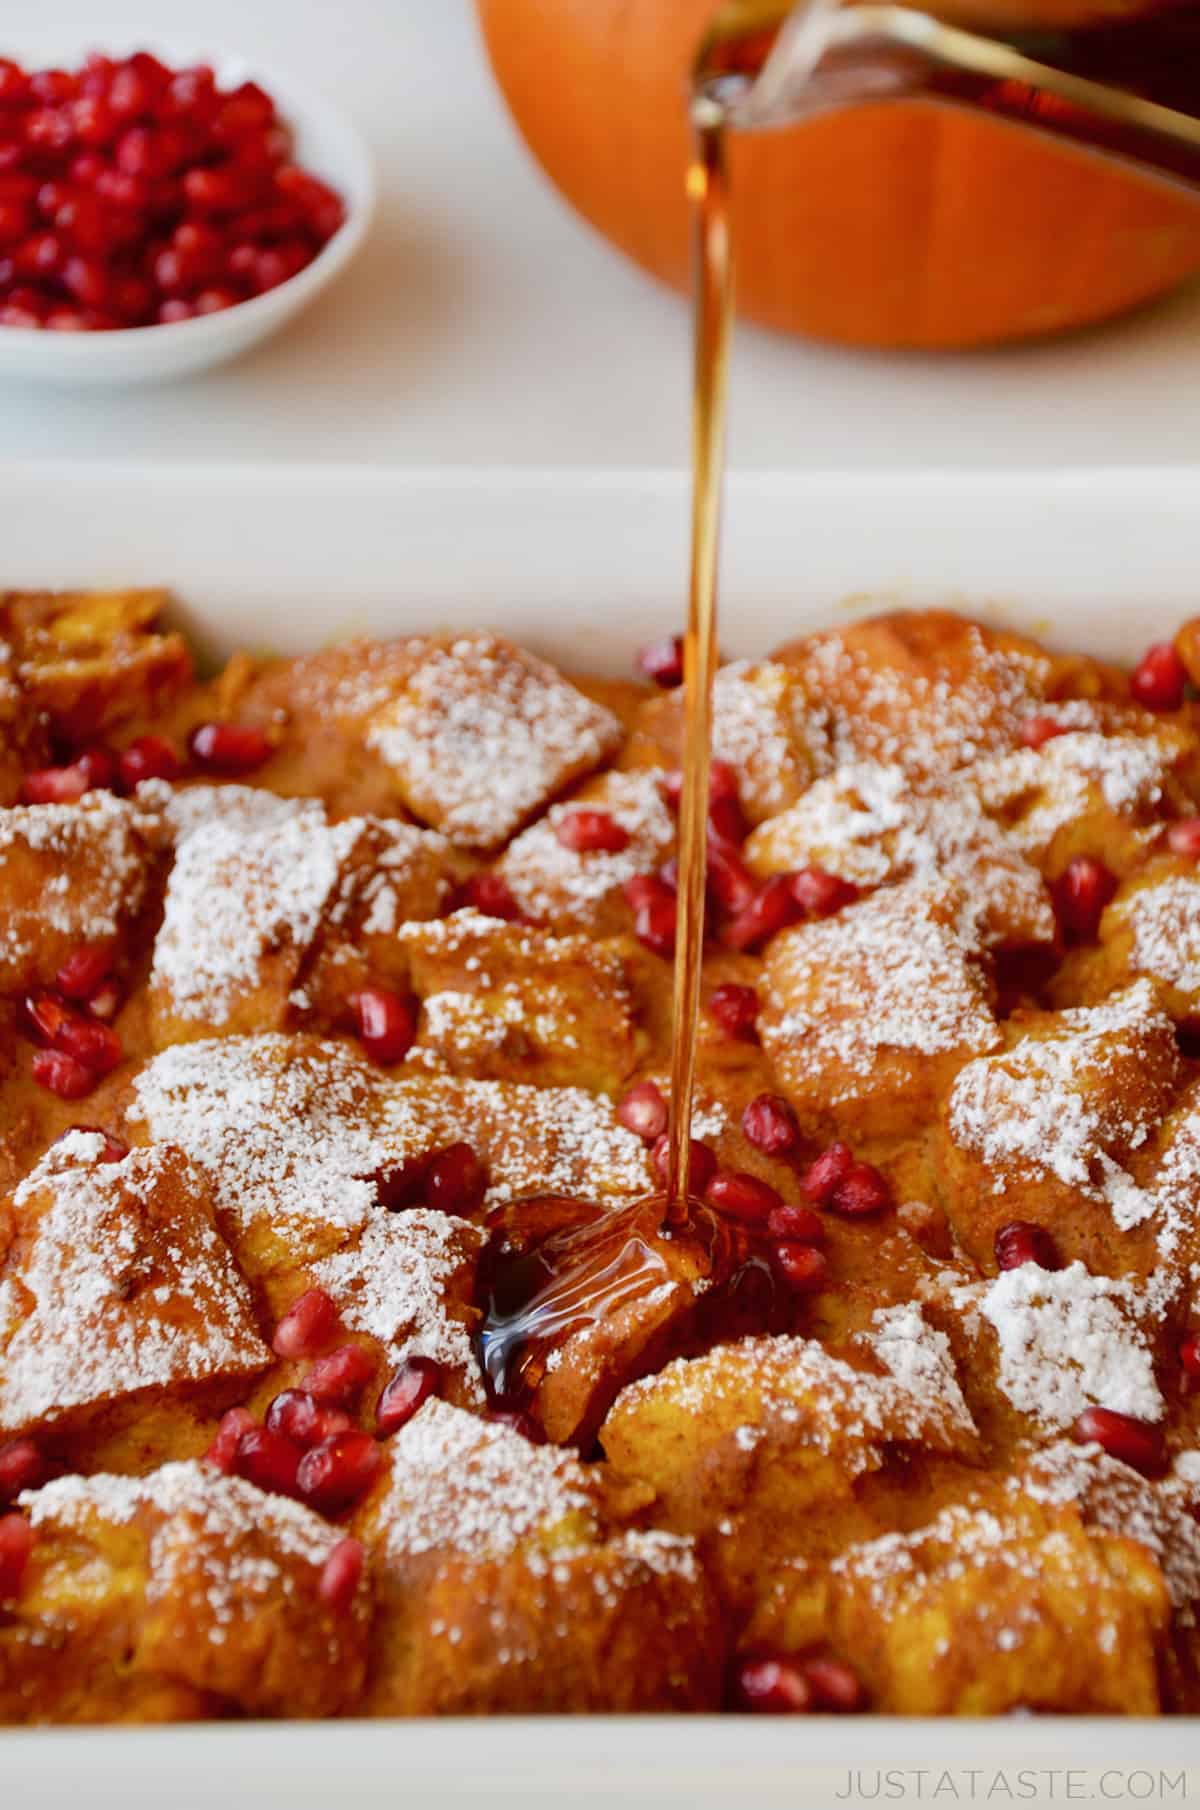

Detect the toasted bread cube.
[
  {"left": 760, "top": 878, "right": 1000, "bottom": 1139},
  {"left": 496, "top": 768, "right": 676, "bottom": 933},
  {"left": 0, "top": 1133, "right": 268, "bottom": 1445},
  {"left": 398, "top": 910, "right": 641, "bottom": 1091},
  {"left": 746, "top": 762, "right": 1054, "bottom": 949},
  {"left": 354, "top": 1400, "right": 722, "bottom": 1714},
  {"left": 364, "top": 635, "right": 623, "bottom": 850},
  {"left": 2, "top": 1463, "right": 370, "bottom": 1720},
  {"left": 0, "top": 792, "right": 160, "bottom": 995},
  {"left": 770, "top": 611, "right": 1059, "bottom": 779},
  {"left": 1059, "top": 861, "right": 1200, "bottom": 1024},
  {"left": 939, "top": 981, "right": 1181, "bottom": 1275},
  {"left": 821, "top": 1491, "right": 1168, "bottom": 1714},
  {"left": 3, "top": 588, "right": 193, "bottom": 743}
]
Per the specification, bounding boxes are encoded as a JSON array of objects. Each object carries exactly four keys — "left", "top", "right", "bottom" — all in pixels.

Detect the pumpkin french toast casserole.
[{"left": 7, "top": 591, "right": 1200, "bottom": 1719}]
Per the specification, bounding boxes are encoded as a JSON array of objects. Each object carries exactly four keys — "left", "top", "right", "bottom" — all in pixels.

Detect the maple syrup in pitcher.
[{"left": 478, "top": 0, "right": 1200, "bottom": 1446}]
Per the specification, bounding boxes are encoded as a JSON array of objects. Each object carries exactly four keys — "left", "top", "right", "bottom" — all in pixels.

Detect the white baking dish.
[{"left": 1, "top": 459, "right": 1198, "bottom": 1808}]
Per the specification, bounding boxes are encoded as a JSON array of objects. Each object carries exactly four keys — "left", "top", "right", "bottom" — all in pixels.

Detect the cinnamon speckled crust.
[{"left": 7, "top": 602, "right": 1200, "bottom": 1721}]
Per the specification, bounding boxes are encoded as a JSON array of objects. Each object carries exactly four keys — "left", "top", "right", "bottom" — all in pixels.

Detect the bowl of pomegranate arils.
[{"left": 0, "top": 48, "right": 374, "bottom": 384}]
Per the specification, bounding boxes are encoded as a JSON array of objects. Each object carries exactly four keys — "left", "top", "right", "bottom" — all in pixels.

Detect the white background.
[{"left": 3, "top": 0, "right": 1200, "bottom": 471}]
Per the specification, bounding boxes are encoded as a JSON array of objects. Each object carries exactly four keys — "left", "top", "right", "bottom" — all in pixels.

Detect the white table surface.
[{"left": 4, "top": 0, "right": 1200, "bottom": 471}]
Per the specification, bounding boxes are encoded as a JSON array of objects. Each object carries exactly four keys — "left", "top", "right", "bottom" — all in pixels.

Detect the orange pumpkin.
[{"left": 475, "top": 0, "right": 1200, "bottom": 348}]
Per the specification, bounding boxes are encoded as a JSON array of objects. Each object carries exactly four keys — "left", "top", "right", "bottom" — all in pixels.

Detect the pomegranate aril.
[
  {"left": 788, "top": 867, "right": 859, "bottom": 919},
  {"left": 20, "top": 756, "right": 99, "bottom": 804},
  {"left": 424, "top": 1141, "right": 487, "bottom": 1216},
  {"left": 0, "top": 1514, "right": 33, "bottom": 1603},
  {"left": 455, "top": 872, "right": 521, "bottom": 921},
  {"left": 724, "top": 876, "right": 801, "bottom": 953},
  {"left": 54, "top": 1012, "right": 122, "bottom": 1076},
  {"left": 253, "top": 242, "right": 309, "bottom": 293},
  {"left": 623, "top": 872, "right": 675, "bottom": 912},
  {"left": 767, "top": 1202, "right": 824, "bottom": 1244},
  {"left": 994, "top": 1219, "right": 1060, "bottom": 1272},
  {"left": 194, "top": 287, "right": 238, "bottom": 315},
  {"left": 706, "top": 834, "right": 758, "bottom": 914},
  {"left": 31, "top": 1049, "right": 95, "bottom": 1099},
  {"left": 1130, "top": 641, "right": 1188, "bottom": 712},
  {"left": 733, "top": 1651, "right": 812, "bottom": 1714},
  {"left": 351, "top": 986, "right": 418, "bottom": 1065},
  {"left": 0, "top": 1437, "right": 43, "bottom": 1505},
  {"left": 1019, "top": 716, "right": 1068, "bottom": 750},
  {"left": 801, "top": 1142, "right": 854, "bottom": 1206},
  {"left": 1168, "top": 818, "right": 1200, "bottom": 859},
  {"left": 635, "top": 635, "right": 683, "bottom": 688},
  {"left": 489, "top": 1407, "right": 546, "bottom": 1444},
  {"left": 633, "top": 893, "right": 677, "bottom": 958},
  {"left": 375, "top": 1156, "right": 429, "bottom": 1212},
  {"left": 318, "top": 1536, "right": 364, "bottom": 1615},
  {"left": 296, "top": 1431, "right": 382, "bottom": 1513},
  {"left": 705, "top": 1169, "right": 783, "bottom": 1225},
  {"left": 265, "top": 1389, "right": 352, "bottom": 1450},
  {"left": 188, "top": 720, "right": 271, "bottom": 775},
  {"left": 708, "top": 982, "right": 759, "bottom": 1041},
  {"left": 1070, "top": 1406, "right": 1167, "bottom": 1477},
  {"left": 1052, "top": 856, "right": 1117, "bottom": 942},
  {"left": 54, "top": 944, "right": 112, "bottom": 1001},
  {"left": 272, "top": 1287, "right": 339, "bottom": 1360},
  {"left": 303, "top": 1344, "right": 376, "bottom": 1406},
  {"left": 232, "top": 1426, "right": 303, "bottom": 1498},
  {"left": 118, "top": 734, "right": 183, "bottom": 789},
  {"left": 617, "top": 1080, "right": 668, "bottom": 1144},
  {"left": 773, "top": 1242, "right": 828, "bottom": 1292},
  {"left": 741, "top": 1093, "right": 800, "bottom": 1158},
  {"left": 829, "top": 1161, "right": 892, "bottom": 1218},
  {"left": 0, "top": 61, "right": 29, "bottom": 107},
  {"left": 651, "top": 1133, "right": 717, "bottom": 1196},
  {"left": 555, "top": 809, "right": 630, "bottom": 854},
  {"left": 1180, "top": 1332, "right": 1200, "bottom": 1380},
  {"left": 803, "top": 1657, "right": 866, "bottom": 1712},
  {"left": 376, "top": 1356, "right": 442, "bottom": 1437},
  {"left": 205, "top": 1406, "right": 257, "bottom": 1473}
]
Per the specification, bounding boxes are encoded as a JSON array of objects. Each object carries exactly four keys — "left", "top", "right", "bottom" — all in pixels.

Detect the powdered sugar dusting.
[
  {"left": 973, "top": 731, "right": 1174, "bottom": 853},
  {"left": 496, "top": 769, "right": 675, "bottom": 926},
  {"left": 1114, "top": 875, "right": 1200, "bottom": 1000}
]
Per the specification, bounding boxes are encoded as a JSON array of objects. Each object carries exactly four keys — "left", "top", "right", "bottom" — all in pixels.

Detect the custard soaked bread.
[{"left": 7, "top": 604, "right": 1200, "bottom": 1719}]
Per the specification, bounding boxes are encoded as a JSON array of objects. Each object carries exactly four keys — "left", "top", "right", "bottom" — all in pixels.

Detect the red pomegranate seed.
[
  {"left": 0, "top": 1438, "right": 43, "bottom": 1505},
  {"left": 205, "top": 1407, "right": 257, "bottom": 1473},
  {"left": 31, "top": 1049, "right": 95, "bottom": 1098},
  {"left": 351, "top": 987, "right": 418, "bottom": 1065},
  {"left": 788, "top": 868, "right": 859, "bottom": 919},
  {"left": 303, "top": 1344, "right": 375, "bottom": 1406},
  {"left": 118, "top": 734, "right": 183, "bottom": 790},
  {"left": 85, "top": 978, "right": 122, "bottom": 1021},
  {"left": 20, "top": 756, "right": 102, "bottom": 804},
  {"left": 318, "top": 1536, "right": 364, "bottom": 1615},
  {"left": 1019, "top": 715, "right": 1069, "bottom": 750},
  {"left": 489, "top": 1407, "right": 546, "bottom": 1444},
  {"left": 623, "top": 873, "right": 675, "bottom": 912},
  {"left": 374, "top": 1156, "right": 429, "bottom": 1212},
  {"left": 25, "top": 989, "right": 74, "bottom": 1045},
  {"left": 54, "top": 944, "right": 112, "bottom": 1001},
  {"left": 767, "top": 1202, "right": 825, "bottom": 1244},
  {"left": 1052, "top": 856, "right": 1117, "bottom": 941},
  {"left": 741, "top": 1093, "right": 801, "bottom": 1158},
  {"left": 296, "top": 1431, "right": 382, "bottom": 1513},
  {"left": 55, "top": 1013, "right": 122, "bottom": 1076},
  {"left": 376, "top": 1356, "right": 442, "bottom": 1436},
  {"left": 265, "top": 1389, "right": 352, "bottom": 1450},
  {"left": 708, "top": 982, "right": 759, "bottom": 1041},
  {"left": 994, "top": 1220, "right": 1060, "bottom": 1272},
  {"left": 633, "top": 893, "right": 677, "bottom": 958},
  {"left": 733, "top": 1650, "right": 813, "bottom": 1714},
  {"left": 707, "top": 762, "right": 747, "bottom": 843},
  {"left": 555, "top": 809, "right": 630, "bottom": 854},
  {"left": 829, "top": 1161, "right": 892, "bottom": 1218},
  {"left": 636, "top": 635, "right": 684, "bottom": 688},
  {"left": 1130, "top": 642, "right": 1188, "bottom": 712},
  {"left": 706, "top": 1169, "right": 783, "bottom": 1224},
  {"left": 424, "top": 1141, "right": 488, "bottom": 1216},
  {"left": 616, "top": 1080, "right": 668, "bottom": 1143},
  {"left": 651, "top": 1133, "right": 717, "bottom": 1196},
  {"left": 773, "top": 1243, "right": 828, "bottom": 1292},
  {"left": 724, "top": 876, "right": 802, "bottom": 953},
  {"left": 272, "top": 1288, "right": 339, "bottom": 1360},
  {"left": 456, "top": 872, "right": 524, "bottom": 922},
  {"left": 1070, "top": 1407, "right": 1167, "bottom": 1477},
  {"left": 0, "top": 1514, "right": 33, "bottom": 1602},
  {"left": 707, "top": 834, "right": 758, "bottom": 914},
  {"left": 1168, "top": 818, "right": 1200, "bottom": 859},
  {"left": 801, "top": 1142, "right": 854, "bottom": 1206},
  {"left": 1180, "top": 1332, "right": 1200, "bottom": 1380},
  {"left": 803, "top": 1657, "right": 867, "bottom": 1712},
  {"left": 232, "top": 1426, "right": 303, "bottom": 1498},
  {"left": 188, "top": 721, "right": 271, "bottom": 775}
]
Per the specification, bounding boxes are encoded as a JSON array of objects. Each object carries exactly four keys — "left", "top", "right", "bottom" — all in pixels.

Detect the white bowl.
[{"left": 0, "top": 49, "right": 375, "bottom": 386}]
